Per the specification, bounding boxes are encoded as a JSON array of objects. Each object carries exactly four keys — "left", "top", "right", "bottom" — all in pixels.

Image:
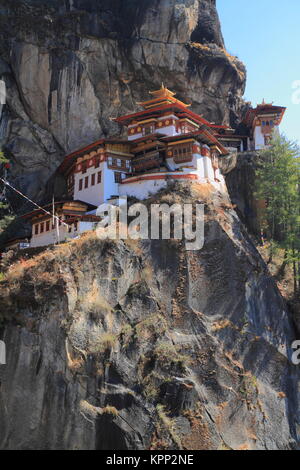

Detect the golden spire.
[{"left": 137, "top": 85, "right": 190, "bottom": 109}]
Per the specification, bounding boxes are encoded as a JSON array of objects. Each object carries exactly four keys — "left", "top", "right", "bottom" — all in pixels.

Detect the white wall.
[
  {"left": 30, "top": 220, "right": 98, "bottom": 248},
  {"left": 103, "top": 165, "right": 121, "bottom": 202},
  {"left": 30, "top": 225, "right": 68, "bottom": 248},
  {"left": 73, "top": 162, "right": 105, "bottom": 206},
  {"left": 157, "top": 125, "right": 178, "bottom": 137},
  {"left": 157, "top": 115, "right": 180, "bottom": 137},
  {"left": 254, "top": 126, "right": 265, "bottom": 150},
  {"left": 254, "top": 125, "right": 280, "bottom": 150},
  {"left": 119, "top": 177, "right": 168, "bottom": 200},
  {"left": 128, "top": 132, "right": 143, "bottom": 141}
]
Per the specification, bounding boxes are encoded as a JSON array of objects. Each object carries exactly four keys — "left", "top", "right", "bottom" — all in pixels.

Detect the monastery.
[{"left": 6, "top": 86, "right": 286, "bottom": 249}]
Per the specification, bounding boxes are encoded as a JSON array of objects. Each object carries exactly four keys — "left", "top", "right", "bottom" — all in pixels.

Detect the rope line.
[{"left": 0, "top": 176, "right": 69, "bottom": 227}]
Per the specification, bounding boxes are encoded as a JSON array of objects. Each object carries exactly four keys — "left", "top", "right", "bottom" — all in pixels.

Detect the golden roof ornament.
[{"left": 137, "top": 85, "right": 191, "bottom": 109}]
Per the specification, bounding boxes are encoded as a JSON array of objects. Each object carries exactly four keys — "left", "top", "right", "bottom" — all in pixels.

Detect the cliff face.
[
  {"left": 225, "top": 152, "right": 260, "bottom": 235},
  {"left": 0, "top": 184, "right": 299, "bottom": 450},
  {"left": 1, "top": 1, "right": 298, "bottom": 452},
  {"left": 0, "top": 0, "right": 245, "bottom": 205}
]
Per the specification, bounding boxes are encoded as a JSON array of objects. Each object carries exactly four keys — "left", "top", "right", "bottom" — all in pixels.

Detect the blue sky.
[{"left": 218, "top": 0, "right": 300, "bottom": 144}]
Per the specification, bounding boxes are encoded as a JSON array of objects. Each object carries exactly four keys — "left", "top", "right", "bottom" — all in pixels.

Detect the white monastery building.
[{"left": 16, "top": 86, "right": 286, "bottom": 249}]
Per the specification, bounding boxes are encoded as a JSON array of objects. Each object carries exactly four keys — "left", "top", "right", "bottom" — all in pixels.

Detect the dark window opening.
[{"left": 114, "top": 172, "right": 122, "bottom": 183}]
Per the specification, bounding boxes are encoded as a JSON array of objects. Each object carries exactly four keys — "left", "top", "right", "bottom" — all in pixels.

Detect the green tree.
[
  {"left": 0, "top": 151, "right": 14, "bottom": 234},
  {"left": 255, "top": 134, "right": 300, "bottom": 293}
]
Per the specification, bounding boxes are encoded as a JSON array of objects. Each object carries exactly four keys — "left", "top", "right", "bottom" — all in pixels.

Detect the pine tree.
[{"left": 255, "top": 134, "right": 300, "bottom": 293}]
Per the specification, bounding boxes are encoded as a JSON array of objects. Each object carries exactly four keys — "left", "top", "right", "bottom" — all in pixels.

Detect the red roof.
[
  {"left": 114, "top": 102, "right": 228, "bottom": 130},
  {"left": 243, "top": 104, "right": 286, "bottom": 127},
  {"left": 57, "top": 137, "right": 129, "bottom": 175}
]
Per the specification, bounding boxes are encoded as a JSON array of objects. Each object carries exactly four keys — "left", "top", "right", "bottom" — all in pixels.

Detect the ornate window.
[
  {"left": 173, "top": 145, "right": 193, "bottom": 163},
  {"left": 143, "top": 125, "right": 155, "bottom": 136}
]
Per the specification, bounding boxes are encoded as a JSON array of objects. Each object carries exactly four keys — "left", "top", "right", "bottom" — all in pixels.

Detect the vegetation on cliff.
[
  {"left": 255, "top": 135, "right": 300, "bottom": 296},
  {"left": 0, "top": 152, "right": 15, "bottom": 234},
  {"left": 0, "top": 183, "right": 298, "bottom": 450}
]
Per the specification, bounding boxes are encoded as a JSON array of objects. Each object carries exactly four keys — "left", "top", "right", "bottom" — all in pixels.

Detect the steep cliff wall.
[
  {"left": 0, "top": 1, "right": 297, "bottom": 452},
  {"left": 0, "top": 0, "right": 245, "bottom": 206},
  {"left": 0, "top": 184, "right": 299, "bottom": 450},
  {"left": 225, "top": 152, "right": 260, "bottom": 235}
]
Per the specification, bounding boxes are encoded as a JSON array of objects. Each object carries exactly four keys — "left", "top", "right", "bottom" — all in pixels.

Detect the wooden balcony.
[{"left": 132, "top": 153, "right": 162, "bottom": 172}]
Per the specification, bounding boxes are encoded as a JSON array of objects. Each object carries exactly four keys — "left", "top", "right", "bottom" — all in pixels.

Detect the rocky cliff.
[
  {"left": 0, "top": 183, "right": 299, "bottom": 450},
  {"left": 0, "top": 1, "right": 298, "bottom": 452},
  {"left": 0, "top": 0, "right": 245, "bottom": 207}
]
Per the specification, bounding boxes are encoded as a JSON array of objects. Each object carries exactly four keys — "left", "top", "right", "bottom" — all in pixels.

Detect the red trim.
[
  {"left": 161, "top": 129, "right": 228, "bottom": 155},
  {"left": 131, "top": 133, "right": 166, "bottom": 144},
  {"left": 115, "top": 102, "right": 228, "bottom": 130}
]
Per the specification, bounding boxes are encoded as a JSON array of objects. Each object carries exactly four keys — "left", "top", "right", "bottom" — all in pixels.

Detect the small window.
[
  {"left": 46, "top": 221, "right": 50, "bottom": 232},
  {"left": 79, "top": 179, "right": 83, "bottom": 191},
  {"left": 108, "top": 157, "right": 113, "bottom": 166},
  {"left": 91, "top": 173, "right": 95, "bottom": 186},
  {"left": 35, "top": 225, "right": 39, "bottom": 235},
  {"left": 84, "top": 176, "right": 89, "bottom": 188},
  {"left": 114, "top": 172, "right": 122, "bottom": 183},
  {"left": 40, "top": 222, "right": 44, "bottom": 233},
  {"left": 95, "top": 158, "right": 100, "bottom": 168},
  {"left": 262, "top": 121, "right": 266, "bottom": 126},
  {"left": 97, "top": 171, "right": 102, "bottom": 184},
  {"left": 143, "top": 125, "right": 154, "bottom": 136},
  {"left": 74, "top": 222, "right": 78, "bottom": 231}
]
